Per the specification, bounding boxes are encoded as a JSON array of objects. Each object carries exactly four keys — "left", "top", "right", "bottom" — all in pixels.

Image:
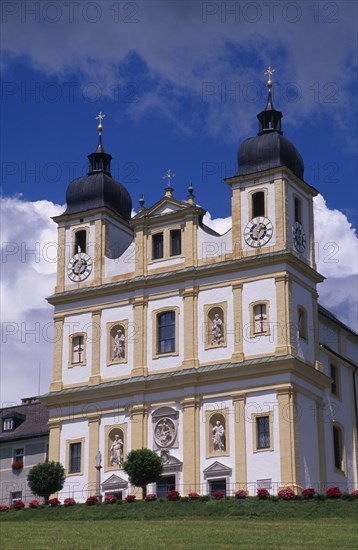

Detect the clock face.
[
  {"left": 244, "top": 217, "right": 273, "bottom": 248},
  {"left": 67, "top": 253, "right": 93, "bottom": 282},
  {"left": 292, "top": 222, "right": 306, "bottom": 253}
]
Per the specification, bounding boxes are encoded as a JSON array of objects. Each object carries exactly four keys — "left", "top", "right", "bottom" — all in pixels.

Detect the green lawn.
[{"left": 1, "top": 500, "right": 357, "bottom": 549}]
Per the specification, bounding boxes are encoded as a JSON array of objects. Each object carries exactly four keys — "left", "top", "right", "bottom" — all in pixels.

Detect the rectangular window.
[
  {"left": 69, "top": 442, "right": 82, "bottom": 474},
  {"left": 294, "top": 198, "right": 302, "bottom": 223},
  {"left": 152, "top": 233, "right": 164, "bottom": 260},
  {"left": 253, "top": 304, "right": 267, "bottom": 334},
  {"left": 252, "top": 191, "right": 265, "bottom": 218},
  {"left": 256, "top": 416, "right": 270, "bottom": 449},
  {"left": 157, "top": 311, "right": 175, "bottom": 354},
  {"left": 14, "top": 448, "right": 24, "bottom": 462},
  {"left": 11, "top": 491, "right": 22, "bottom": 502},
  {"left": 333, "top": 426, "right": 342, "bottom": 470},
  {"left": 74, "top": 230, "right": 87, "bottom": 254},
  {"left": 72, "top": 335, "right": 84, "bottom": 364},
  {"left": 3, "top": 418, "right": 13, "bottom": 431},
  {"left": 330, "top": 364, "right": 338, "bottom": 396},
  {"left": 170, "top": 230, "right": 181, "bottom": 256},
  {"left": 298, "top": 307, "right": 307, "bottom": 340}
]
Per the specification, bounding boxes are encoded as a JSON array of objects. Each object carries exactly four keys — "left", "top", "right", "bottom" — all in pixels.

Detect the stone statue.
[
  {"left": 212, "top": 420, "right": 225, "bottom": 451},
  {"left": 110, "top": 434, "right": 123, "bottom": 466},
  {"left": 112, "top": 328, "right": 125, "bottom": 360},
  {"left": 211, "top": 313, "right": 223, "bottom": 345}
]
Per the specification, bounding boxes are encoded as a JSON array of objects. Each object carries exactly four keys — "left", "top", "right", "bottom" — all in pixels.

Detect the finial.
[
  {"left": 163, "top": 169, "right": 175, "bottom": 197},
  {"left": 139, "top": 194, "right": 145, "bottom": 210},
  {"left": 96, "top": 111, "right": 106, "bottom": 134},
  {"left": 264, "top": 66, "right": 275, "bottom": 90},
  {"left": 187, "top": 182, "right": 195, "bottom": 204}
]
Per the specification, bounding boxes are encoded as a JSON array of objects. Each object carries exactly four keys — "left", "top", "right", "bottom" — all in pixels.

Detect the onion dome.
[
  {"left": 238, "top": 68, "right": 304, "bottom": 180},
  {"left": 63, "top": 113, "right": 132, "bottom": 221}
]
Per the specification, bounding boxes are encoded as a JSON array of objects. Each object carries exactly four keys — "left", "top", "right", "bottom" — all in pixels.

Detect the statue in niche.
[
  {"left": 110, "top": 434, "right": 123, "bottom": 466},
  {"left": 112, "top": 328, "right": 125, "bottom": 360},
  {"left": 154, "top": 418, "right": 176, "bottom": 448},
  {"left": 212, "top": 420, "right": 225, "bottom": 451},
  {"left": 211, "top": 313, "right": 223, "bottom": 345}
]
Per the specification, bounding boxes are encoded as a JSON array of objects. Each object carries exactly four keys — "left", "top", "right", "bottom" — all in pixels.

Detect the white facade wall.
[
  {"left": 100, "top": 305, "right": 134, "bottom": 379},
  {"left": 297, "top": 393, "right": 320, "bottom": 489},
  {"left": 197, "top": 226, "right": 232, "bottom": 261},
  {"left": 59, "top": 420, "right": 89, "bottom": 502},
  {"left": 292, "top": 281, "right": 315, "bottom": 365}
]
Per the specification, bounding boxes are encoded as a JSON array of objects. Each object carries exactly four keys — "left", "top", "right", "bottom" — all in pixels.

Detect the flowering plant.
[
  {"left": 48, "top": 498, "right": 61, "bottom": 507},
  {"left": 167, "top": 490, "right": 180, "bottom": 501},
  {"left": 11, "top": 460, "right": 23, "bottom": 470},
  {"left": 104, "top": 495, "right": 117, "bottom": 505},
  {"left": 125, "top": 495, "right": 136, "bottom": 503},
  {"left": 188, "top": 492, "right": 200, "bottom": 501},
  {"left": 11, "top": 499, "right": 25, "bottom": 510},
  {"left": 85, "top": 496, "right": 99, "bottom": 506},
  {"left": 234, "top": 490, "right": 248, "bottom": 499},
  {"left": 29, "top": 499, "right": 39, "bottom": 509},
  {"left": 302, "top": 487, "right": 315, "bottom": 500},
  {"left": 212, "top": 491, "right": 224, "bottom": 500},
  {"left": 0, "top": 505, "right": 9, "bottom": 512},
  {"left": 351, "top": 490, "right": 358, "bottom": 498},
  {"left": 144, "top": 493, "right": 157, "bottom": 502},
  {"left": 64, "top": 497, "right": 76, "bottom": 507},
  {"left": 326, "top": 486, "right": 342, "bottom": 499},
  {"left": 278, "top": 488, "right": 295, "bottom": 500},
  {"left": 257, "top": 488, "right": 270, "bottom": 500}
]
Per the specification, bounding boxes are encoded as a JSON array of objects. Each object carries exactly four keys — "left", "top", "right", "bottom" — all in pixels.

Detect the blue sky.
[{"left": 1, "top": 1, "right": 357, "bottom": 404}]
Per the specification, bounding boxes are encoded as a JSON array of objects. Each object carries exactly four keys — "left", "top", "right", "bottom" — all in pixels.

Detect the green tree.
[
  {"left": 27, "top": 461, "right": 65, "bottom": 503},
  {"left": 123, "top": 448, "right": 163, "bottom": 498}
]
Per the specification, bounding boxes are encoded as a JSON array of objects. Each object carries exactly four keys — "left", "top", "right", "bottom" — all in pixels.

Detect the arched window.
[
  {"left": 207, "top": 306, "right": 225, "bottom": 346},
  {"left": 74, "top": 230, "right": 87, "bottom": 255},
  {"left": 332, "top": 424, "right": 344, "bottom": 472},
  {"left": 252, "top": 191, "right": 265, "bottom": 218}
]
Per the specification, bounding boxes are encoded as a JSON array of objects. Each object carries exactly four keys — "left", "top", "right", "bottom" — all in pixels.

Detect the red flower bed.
[
  {"left": 85, "top": 496, "right": 99, "bottom": 506},
  {"left": 278, "top": 488, "right": 295, "bottom": 500},
  {"left": 326, "top": 486, "right": 342, "bottom": 499},
  {"left": 302, "top": 487, "right": 315, "bottom": 500},
  {"left": 145, "top": 493, "right": 157, "bottom": 502},
  {"left": 212, "top": 491, "right": 224, "bottom": 500},
  {"left": 234, "top": 490, "right": 248, "bottom": 499},
  {"left": 351, "top": 490, "right": 358, "bottom": 498},
  {"left": 188, "top": 492, "right": 200, "bottom": 501},
  {"left": 64, "top": 497, "right": 76, "bottom": 507},
  {"left": 0, "top": 505, "right": 9, "bottom": 512},
  {"left": 11, "top": 499, "right": 25, "bottom": 510},
  {"left": 29, "top": 499, "right": 39, "bottom": 509},
  {"left": 48, "top": 498, "right": 61, "bottom": 507},
  {"left": 11, "top": 460, "right": 23, "bottom": 470},
  {"left": 125, "top": 495, "right": 136, "bottom": 503},
  {"left": 257, "top": 488, "right": 270, "bottom": 500},
  {"left": 167, "top": 490, "right": 180, "bottom": 501},
  {"left": 104, "top": 495, "right": 117, "bottom": 504}
]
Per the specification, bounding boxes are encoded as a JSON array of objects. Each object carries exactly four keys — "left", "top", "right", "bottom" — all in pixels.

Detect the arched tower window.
[
  {"left": 74, "top": 230, "right": 87, "bottom": 254},
  {"left": 294, "top": 197, "right": 302, "bottom": 224},
  {"left": 252, "top": 191, "right": 265, "bottom": 218}
]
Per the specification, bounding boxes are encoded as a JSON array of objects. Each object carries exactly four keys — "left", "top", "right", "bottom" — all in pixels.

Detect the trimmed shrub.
[
  {"left": 199, "top": 495, "right": 210, "bottom": 502},
  {"left": 351, "top": 490, "right": 358, "bottom": 499},
  {"left": 125, "top": 495, "right": 136, "bottom": 503},
  {"left": 212, "top": 491, "right": 224, "bottom": 500},
  {"left": 11, "top": 500, "right": 25, "bottom": 510},
  {"left": 188, "top": 492, "right": 200, "bottom": 501},
  {"left": 28, "top": 499, "right": 40, "bottom": 508},
  {"left": 104, "top": 495, "right": 117, "bottom": 505},
  {"left": 48, "top": 497, "right": 61, "bottom": 507},
  {"left": 0, "top": 505, "right": 9, "bottom": 512}
]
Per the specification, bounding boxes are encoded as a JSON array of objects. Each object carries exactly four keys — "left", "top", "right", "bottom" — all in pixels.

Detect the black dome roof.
[
  {"left": 237, "top": 84, "right": 304, "bottom": 180},
  {"left": 63, "top": 131, "right": 132, "bottom": 221},
  {"left": 238, "top": 131, "right": 304, "bottom": 180},
  {"left": 64, "top": 172, "right": 132, "bottom": 220}
]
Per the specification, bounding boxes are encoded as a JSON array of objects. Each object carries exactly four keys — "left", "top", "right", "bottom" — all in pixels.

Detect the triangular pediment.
[
  {"left": 203, "top": 461, "right": 232, "bottom": 478},
  {"left": 102, "top": 474, "right": 128, "bottom": 490},
  {"left": 131, "top": 196, "right": 206, "bottom": 227}
]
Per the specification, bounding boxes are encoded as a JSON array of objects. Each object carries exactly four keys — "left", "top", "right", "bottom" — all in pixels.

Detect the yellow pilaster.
[
  {"left": 277, "top": 386, "right": 300, "bottom": 491},
  {"left": 233, "top": 393, "right": 247, "bottom": 489},
  {"left": 48, "top": 419, "right": 62, "bottom": 462},
  {"left": 134, "top": 226, "right": 146, "bottom": 277},
  {"left": 184, "top": 215, "right": 198, "bottom": 268},
  {"left": 274, "top": 177, "right": 286, "bottom": 249},
  {"left": 308, "top": 200, "right": 316, "bottom": 269},
  {"left": 181, "top": 397, "right": 200, "bottom": 494},
  {"left": 131, "top": 296, "right": 148, "bottom": 376},
  {"left": 88, "top": 414, "right": 100, "bottom": 494},
  {"left": 232, "top": 283, "right": 244, "bottom": 362},
  {"left": 182, "top": 287, "right": 198, "bottom": 369},
  {"left": 130, "top": 404, "right": 148, "bottom": 451},
  {"left": 231, "top": 187, "right": 242, "bottom": 258},
  {"left": 275, "top": 275, "right": 293, "bottom": 356},
  {"left": 89, "top": 311, "right": 102, "bottom": 385},
  {"left": 311, "top": 290, "right": 322, "bottom": 370},
  {"left": 93, "top": 219, "right": 103, "bottom": 285},
  {"left": 315, "top": 398, "right": 327, "bottom": 491},
  {"left": 55, "top": 226, "right": 66, "bottom": 292},
  {"left": 50, "top": 318, "right": 64, "bottom": 392}
]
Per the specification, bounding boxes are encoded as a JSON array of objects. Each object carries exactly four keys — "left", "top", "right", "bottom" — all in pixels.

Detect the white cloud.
[{"left": 1, "top": 192, "right": 356, "bottom": 405}]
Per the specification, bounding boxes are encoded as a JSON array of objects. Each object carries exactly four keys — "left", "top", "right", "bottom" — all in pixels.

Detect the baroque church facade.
[{"left": 43, "top": 75, "right": 357, "bottom": 501}]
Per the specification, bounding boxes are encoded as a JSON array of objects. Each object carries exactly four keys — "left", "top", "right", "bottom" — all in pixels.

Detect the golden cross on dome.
[
  {"left": 96, "top": 111, "right": 106, "bottom": 133},
  {"left": 264, "top": 66, "right": 275, "bottom": 89},
  {"left": 163, "top": 169, "right": 176, "bottom": 187}
]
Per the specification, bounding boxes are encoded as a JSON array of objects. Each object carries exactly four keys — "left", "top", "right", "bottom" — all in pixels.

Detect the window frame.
[
  {"left": 249, "top": 300, "right": 270, "bottom": 338},
  {"left": 297, "top": 306, "right": 308, "bottom": 341},
  {"left": 66, "top": 438, "right": 85, "bottom": 476},
  {"left": 152, "top": 232, "right": 164, "bottom": 260},
  {"left": 294, "top": 196, "right": 302, "bottom": 224},
  {"left": 252, "top": 411, "right": 274, "bottom": 452},
  {"left": 71, "top": 226, "right": 90, "bottom": 256},
  {"left": 152, "top": 306, "right": 179, "bottom": 359},
  {"left": 150, "top": 226, "right": 183, "bottom": 263},
  {"left": 248, "top": 188, "right": 268, "bottom": 220},
  {"left": 170, "top": 229, "right": 182, "bottom": 257},
  {"left": 69, "top": 332, "right": 87, "bottom": 367},
  {"left": 13, "top": 447, "right": 24, "bottom": 463}
]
